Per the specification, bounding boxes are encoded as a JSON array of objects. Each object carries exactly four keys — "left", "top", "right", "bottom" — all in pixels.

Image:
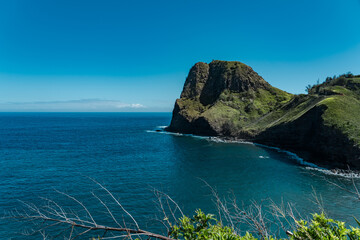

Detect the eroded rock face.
[
  {"left": 180, "top": 62, "right": 209, "bottom": 99},
  {"left": 167, "top": 60, "right": 360, "bottom": 169},
  {"left": 200, "top": 61, "right": 270, "bottom": 105},
  {"left": 167, "top": 60, "right": 290, "bottom": 136}
]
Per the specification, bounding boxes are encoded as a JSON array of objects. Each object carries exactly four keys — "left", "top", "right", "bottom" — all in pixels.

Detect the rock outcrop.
[{"left": 167, "top": 60, "right": 360, "bottom": 169}]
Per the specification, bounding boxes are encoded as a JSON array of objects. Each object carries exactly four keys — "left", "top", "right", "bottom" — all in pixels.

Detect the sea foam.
[{"left": 147, "top": 127, "right": 360, "bottom": 178}]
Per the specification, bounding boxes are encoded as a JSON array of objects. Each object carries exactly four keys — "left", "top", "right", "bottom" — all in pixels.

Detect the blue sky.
[{"left": 0, "top": 0, "right": 360, "bottom": 112}]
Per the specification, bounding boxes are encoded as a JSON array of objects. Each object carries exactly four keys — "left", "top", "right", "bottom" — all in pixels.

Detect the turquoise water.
[{"left": 0, "top": 112, "right": 359, "bottom": 239}]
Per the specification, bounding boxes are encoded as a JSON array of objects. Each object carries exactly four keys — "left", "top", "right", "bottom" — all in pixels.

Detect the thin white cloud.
[{"left": 0, "top": 99, "right": 146, "bottom": 112}]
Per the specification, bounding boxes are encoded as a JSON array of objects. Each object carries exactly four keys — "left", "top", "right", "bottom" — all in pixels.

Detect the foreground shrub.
[
  {"left": 292, "top": 213, "right": 360, "bottom": 240},
  {"left": 168, "top": 210, "right": 360, "bottom": 240},
  {"left": 169, "top": 209, "right": 258, "bottom": 240}
]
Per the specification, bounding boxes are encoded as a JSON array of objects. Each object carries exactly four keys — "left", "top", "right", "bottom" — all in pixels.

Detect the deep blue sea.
[{"left": 1, "top": 112, "right": 360, "bottom": 239}]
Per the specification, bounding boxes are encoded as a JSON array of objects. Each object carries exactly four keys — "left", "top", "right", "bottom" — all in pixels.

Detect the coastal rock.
[
  {"left": 167, "top": 60, "right": 292, "bottom": 136},
  {"left": 167, "top": 60, "right": 360, "bottom": 169}
]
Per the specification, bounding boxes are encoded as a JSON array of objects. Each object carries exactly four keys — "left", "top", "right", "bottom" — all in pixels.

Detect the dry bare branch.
[
  {"left": 11, "top": 181, "right": 175, "bottom": 240},
  {"left": 88, "top": 177, "right": 140, "bottom": 229}
]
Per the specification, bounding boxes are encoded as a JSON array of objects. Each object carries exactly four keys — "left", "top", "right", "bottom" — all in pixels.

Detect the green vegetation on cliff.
[
  {"left": 316, "top": 77, "right": 360, "bottom": 145},
  {"left": 167, "top": 61, "right": 360, "bottom": 169}
]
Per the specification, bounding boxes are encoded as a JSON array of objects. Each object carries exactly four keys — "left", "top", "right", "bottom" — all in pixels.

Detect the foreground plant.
[
  {"left": 292, "top": 213, "right": 360, "bottom": 240},
  {"left": 168, "top": 209, "right": 257, "bottom": 240},
  {"left": 167, "top": 210, "right": 360, "bottom": 240}
]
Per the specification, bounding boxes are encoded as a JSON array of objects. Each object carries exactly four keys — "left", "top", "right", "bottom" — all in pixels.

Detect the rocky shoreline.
[{"left": 160, "top": 126, "right": 360, "bottom": 178}]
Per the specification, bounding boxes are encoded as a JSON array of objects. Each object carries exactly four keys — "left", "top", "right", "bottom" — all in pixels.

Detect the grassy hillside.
[
  {"left": 253, "top": 74, "right": 360, "bottom": 168},
  {"left": 237, "top": 75, "right": 360, "bottom": 146},
  {"left": 175, "top": 85, "right": 293, "bottom": 136},
  {"left": 316, "top": 77, "right": 360, "bottom": 145}
]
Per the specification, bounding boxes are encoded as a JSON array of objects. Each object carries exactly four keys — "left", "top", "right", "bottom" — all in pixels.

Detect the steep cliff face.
[
  {"left": 167, "top": 60, "right": 292, "bottom": 136},
  {"left": 255, "top": 104, "right": 360, "bottom": 169},
  {"left": 167, "top": 60, "right": 360, "bottom": 169}
]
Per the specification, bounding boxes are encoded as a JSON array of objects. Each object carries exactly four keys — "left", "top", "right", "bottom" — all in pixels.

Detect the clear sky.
[{"left": 1, "top": 0, "right": 360, "bottom": 112}]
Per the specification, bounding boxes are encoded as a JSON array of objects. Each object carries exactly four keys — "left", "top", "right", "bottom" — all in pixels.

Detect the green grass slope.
[
  {"left": 317, "top": 78, "right": 360, "bottom": 146},
  {"left": 200, "top": 87, "right": 293, "bottom": 136}
]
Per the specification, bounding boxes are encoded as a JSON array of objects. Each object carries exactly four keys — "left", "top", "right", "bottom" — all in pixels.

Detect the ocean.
[{"left": 0, "top": 112, "right": 359, "bottom": 239}]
